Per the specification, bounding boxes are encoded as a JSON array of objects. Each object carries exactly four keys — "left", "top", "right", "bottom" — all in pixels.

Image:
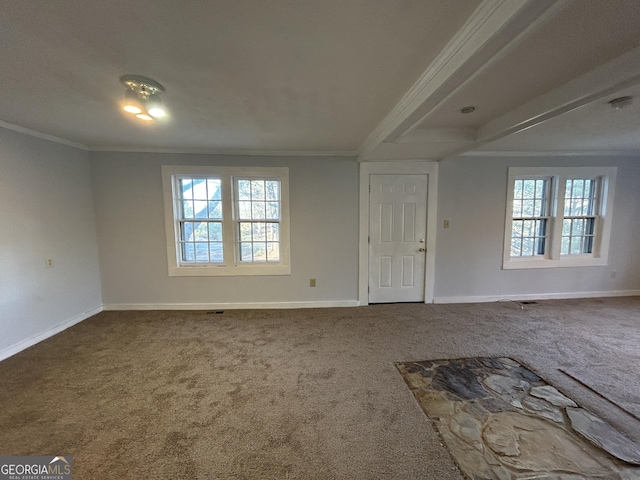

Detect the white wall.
[
  {"left": 0, "top": 128, "right": 102, "bottom": 358},
  {"left": 434, "top": 155, "right": 640, "bottom": 302},
  {"left": 90, "top": 152, "right": 359, "bottom": 308}
]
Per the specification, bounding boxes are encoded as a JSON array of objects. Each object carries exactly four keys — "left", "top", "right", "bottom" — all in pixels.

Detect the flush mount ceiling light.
[
  {"left": 460, "top": 106, "right": 476, "bottom": 114},
  {"left": 608, "top": 96, "right": 633, "bottom": 110},
  {"left": 120, "top": 75, "right": 167, "bottom": 121}
]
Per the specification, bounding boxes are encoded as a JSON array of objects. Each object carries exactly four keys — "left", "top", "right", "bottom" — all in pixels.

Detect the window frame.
[
  {"left": 503, "top": 166, "right": 616, "bottom": 270},
  {"left": 162, "top": 165, "right": 291, "bottom": 276}
]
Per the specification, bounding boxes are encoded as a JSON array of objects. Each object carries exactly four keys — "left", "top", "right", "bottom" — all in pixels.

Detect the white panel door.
[{"left": 369, "top": 174, "right": 428, "bottom": 303}]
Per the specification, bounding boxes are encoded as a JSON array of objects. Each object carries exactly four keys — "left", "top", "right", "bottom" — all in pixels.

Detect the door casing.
[{"left": 358, "top": 161, "right": 439, "bottom": 305}]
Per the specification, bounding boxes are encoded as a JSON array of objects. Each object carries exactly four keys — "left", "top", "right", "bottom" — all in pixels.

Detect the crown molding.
[
  {"left": 88, "top": 146, "right": 357, "bottom": 157},
  {"left": 0, "top": 120, "right": 88, "bottom": 150},
  {"left": 461, "top": 150, "right": 640, "bottom": 158}
]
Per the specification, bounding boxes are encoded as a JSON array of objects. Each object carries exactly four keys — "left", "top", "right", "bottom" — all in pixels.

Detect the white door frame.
[{"left": 359, "top": 161, "right": 439, "bottom": 305}]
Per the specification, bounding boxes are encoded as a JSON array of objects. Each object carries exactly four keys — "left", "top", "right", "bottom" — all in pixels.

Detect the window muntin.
[
  {"left": 503, "top": 167, "right": 616, "bottom": 269},
  {"left": 162, "top": 166, "right": 290, "bottom": 276},
  {"left": 510, "top": 178, "right": 550, "bottom": 257}
]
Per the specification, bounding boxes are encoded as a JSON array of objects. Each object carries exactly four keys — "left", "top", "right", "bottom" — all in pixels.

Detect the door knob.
[{"left": 418, "top": 247, "right": 425, "bottom": 252}]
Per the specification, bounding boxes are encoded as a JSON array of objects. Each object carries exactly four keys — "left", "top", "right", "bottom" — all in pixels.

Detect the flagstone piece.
[
  {"left": 567, "top": 407, "right": 640, "bottom": 466},
  {"left": 432, "top": 364, "right": 489, "bottom": 401},
  {"left": 530, "top": 385, "right": 577, "bottom": 408},
  {"left": 522, "top": 396, "right": 564, "bottom": 423},
  {"left": 396, "top": 357, "right": 640, "bottom": 479},
  {"left": 483, "top": 374, "right": 529, "bottom": 408},
  {"left": 483, "top": 412, "right": 611, "bottom": 476}
]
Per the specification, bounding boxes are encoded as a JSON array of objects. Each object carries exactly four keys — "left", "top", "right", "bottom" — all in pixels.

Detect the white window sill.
[
  {"left": 168, "top": 264, "right": 291, "bottom": 277},
  {"left": 502, "top": 255, "right": 608, "bottom": 270}
]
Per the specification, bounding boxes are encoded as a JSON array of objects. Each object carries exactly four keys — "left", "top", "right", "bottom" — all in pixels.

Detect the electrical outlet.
[
  {"left": 45, "top": 258, "right": 54, "bottom": 268},
  {"left": 309, "top": 278, "right": 316, "bottom": 287},
  {"left": 443, "top": 219, "right": 450, "bottom": 229}
]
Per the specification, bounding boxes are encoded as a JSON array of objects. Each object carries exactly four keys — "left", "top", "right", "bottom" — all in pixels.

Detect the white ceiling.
[{"left": 1, "top": 0, "right": 640, "bottom": 160}]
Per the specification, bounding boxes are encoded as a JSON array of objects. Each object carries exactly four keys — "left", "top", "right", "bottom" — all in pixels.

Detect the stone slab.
[{"left": 567, "top": 407, "right": 640, "bottom": 466}]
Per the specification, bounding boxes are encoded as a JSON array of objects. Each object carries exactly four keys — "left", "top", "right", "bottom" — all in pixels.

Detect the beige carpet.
[
  {"left": 562, "top": 364, "right": 640, "bottom": 421},
  {"left": 1, "top": 297, "right": 639, "bottom": 479}
]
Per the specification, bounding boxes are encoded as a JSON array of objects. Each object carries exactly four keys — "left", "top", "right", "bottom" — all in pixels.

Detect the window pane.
[
  {"left": 182, "top": 200, "right": 194, "bottom": 219},
  {"left": 511, "top": 238, "right": 522, "bottom": 257},
  {"left": 239, "top": 222, "right": 252, "bottom": 241},
  {"left": 266, "top": 202, "right": 279, "bottom": 220},
  {"left": 513, "top": 180, "right": 523, "bottom": 200},
  {"left": 522, "top": 220, "right": 534, "bottom": 237},
  {"left": 266, "top": 223, "right": 279, "bottom": 241},
  {"left": 180, "top": 179, "right": 193, "bottom": 199},
  {"left": 207, "top": 179, "right": 222, "bottom": 200},
  {"left": 192, "top": 179, "right": 208, "bottom": 200},
  {"left": 561, "top": 236, "right": 570, "bottom": 255},
  {"left": 194, "top": 222, "right": 208, "bottom": 241},
  {"left": 512, "top": 200, "right": 522, "bottom": 218},
  {"left": 267, "top": 242, "right": 280, "bottom": 261},
  {"left": 535, "top": 180, "right": 544, "bottom": 199},
  {"left": 239, "top": 201, "right": 252, "bottom": 219},
  {"left": 251, "top": 180, "right": 265, "bottom": 200},
  {"left": 208, "top": 201, "right": 222, "bottom": 219},
  {"left": 573, "top": 179, "right": 584, "bottom": 199},
  {"left": 536, "top": 219, "right": 547, "bottom": 237},
  {"left": 195, "top": 242, "right": 209, "bottom": 262},
  {"left": 522, "top": 200, "right": 534, "bottom": 217},
  {"left": 252, "top": 222, "right": 266, "bottom": 241},
  {"left": 238, "top": 180, "right": 251, "bottom": 200},
  {"left": 266, "top": 181, "right": 280, "bottom": 200},
  {"left": 181, "top": 222, "right": 195, "bottom": 241},
  {"left": 562, "top": 219, "right": 571, "bottom": 236},
  {"left": 511, "top": 220, "right": 522, "bottom": 238},
  {"left": 194, "top": 200, "right": 207, "bottom": 219},
  {"left": 570, "top": 237, "right": 582, "bottom": 255},
  {"left": 208, "top": 222, "right": 222, "bottom": 241},
  {"left": 522, "top": 237, "right": 534, "bottom": 256},
  {"left": 571, "top": 219, "right": 584, "bottom": 236},
  {"left": 523, "top": 180, "right": 535, "bottom": 199},
  {"left": 253, "top": 242, "right": 267, "bottom": 262},
  {"left": 240, "top": 242, "right": 253, "bottom": 261},
  {"left": 252, "top": 201, "right": 265, "bottom": 219},
  {"left": 209, "top": 243, "right": 223, "bottom": 263},
  {"left": 182, "top": 242, "right": 195, "bottom": 262}
]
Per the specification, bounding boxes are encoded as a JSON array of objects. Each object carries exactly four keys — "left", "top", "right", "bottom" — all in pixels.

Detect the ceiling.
[{"left": 1, "top": 0, "right": 639, "bottom": 160}]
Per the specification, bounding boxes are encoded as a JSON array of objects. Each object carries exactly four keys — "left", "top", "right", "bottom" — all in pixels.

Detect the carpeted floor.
[{"left": 1, "top": 297, "right": 639, "bottom": 479}]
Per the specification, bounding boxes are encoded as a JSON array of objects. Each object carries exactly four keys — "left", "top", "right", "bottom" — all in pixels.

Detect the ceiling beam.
[
  {"left": 443, "top": 45, "right": 640, "bottom": 159},
  {"left": 358, "top": 0, "right": 566, "bottom": 161}
]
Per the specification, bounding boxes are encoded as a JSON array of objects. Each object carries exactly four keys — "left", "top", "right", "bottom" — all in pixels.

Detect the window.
[
  {"left": 162, "top": 166, "right": 290, "bottom": 276},
  {"left": 503, "top": 167, "right": 616, "bottom": 269}
]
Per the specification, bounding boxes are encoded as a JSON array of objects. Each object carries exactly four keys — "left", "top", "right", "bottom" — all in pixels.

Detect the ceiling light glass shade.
[
  {"left": 146, "top": 93, "right": 166, "bottom": 118},
  {"left": 120, "top": 75, "right": 167, "bottom": 121},
  {"left": 122, "top": 88, "right": 142, "bottom": 114}
]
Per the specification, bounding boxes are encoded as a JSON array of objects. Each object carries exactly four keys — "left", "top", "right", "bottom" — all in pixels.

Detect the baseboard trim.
[
  {"left": 433, "top": 290, "right": 640, "bottom": 304},
  {"left": 103, "top": 300, "right": 360, "bottom": 311},
  {"left": 0, "top": 305, "right": 103, "bottom": 362}
]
